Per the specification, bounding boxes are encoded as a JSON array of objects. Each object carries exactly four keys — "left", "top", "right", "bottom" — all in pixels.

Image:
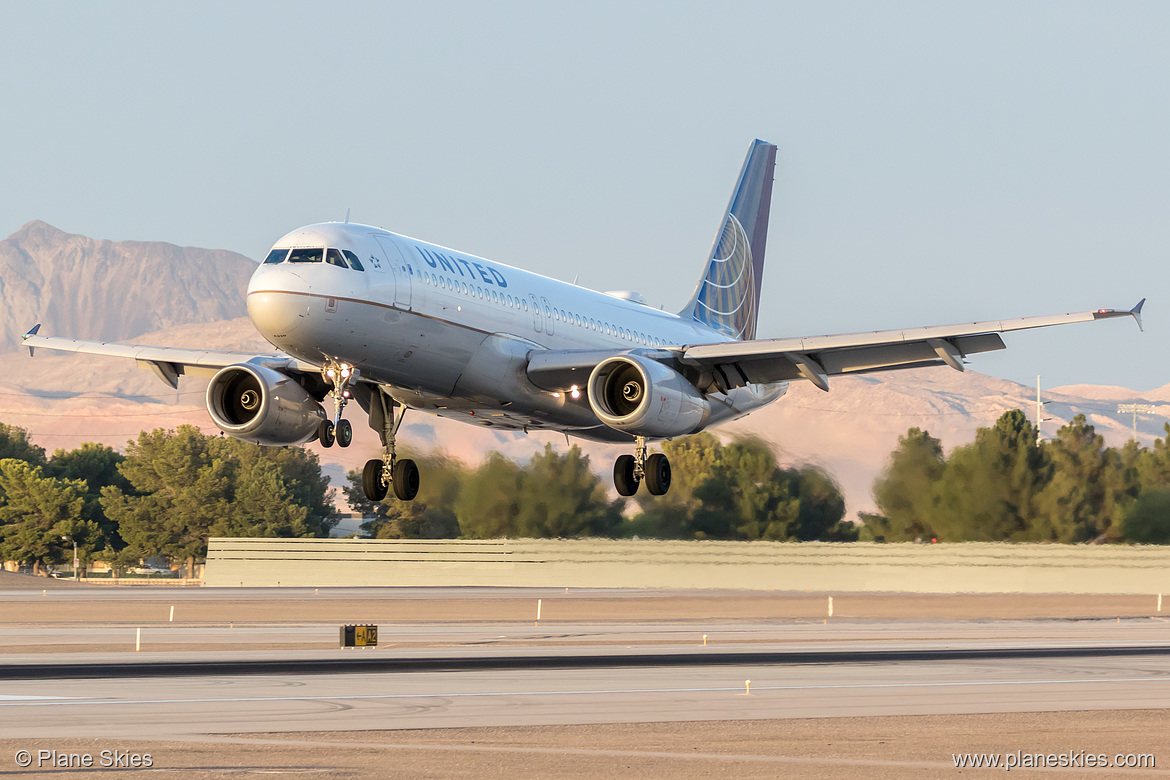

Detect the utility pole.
[
  {"left": 1118, "top": 403, "right": 1157, "bottom": 439},
  {"left": 1035, "top": 375, "right": 1051, "bottom": 445}
]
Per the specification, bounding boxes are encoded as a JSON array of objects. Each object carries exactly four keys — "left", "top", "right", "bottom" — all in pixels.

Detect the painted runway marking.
[{"left": 1, "top": 674, "right": 1167, "bottom": 707}]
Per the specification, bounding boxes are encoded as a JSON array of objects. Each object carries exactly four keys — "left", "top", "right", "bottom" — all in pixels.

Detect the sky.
[{"left": 2, "top": 1, "right": 1167, "bottom": 391}]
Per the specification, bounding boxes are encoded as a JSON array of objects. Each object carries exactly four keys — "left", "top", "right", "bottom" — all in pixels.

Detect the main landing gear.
[
  {"left": 318, "top": 362, "right": 356, "bottom": 448},
  {"left": 614, "top": 435, "right": 671, "bottom": 497},
  {"left": 362, "top": 389, "right": 420, "bottom": 502}
]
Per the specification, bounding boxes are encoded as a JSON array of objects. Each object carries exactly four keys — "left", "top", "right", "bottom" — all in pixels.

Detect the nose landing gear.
[
  {"left": 614, "top": 436, "right": 671, "bottom": 496},
  {"left": 318, "top": 362, "right": 357, "bottom": 448},
  {"left": 362, "top": 388, "right": 420, "bottom": 502}
]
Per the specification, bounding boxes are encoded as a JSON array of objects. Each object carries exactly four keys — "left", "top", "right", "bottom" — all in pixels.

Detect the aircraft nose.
[
  {"left": 248, "top": 291, "right": 308, "bottom": 336},
  {"left": 247, "top": 265, "right": 311, "bottom": 337}
]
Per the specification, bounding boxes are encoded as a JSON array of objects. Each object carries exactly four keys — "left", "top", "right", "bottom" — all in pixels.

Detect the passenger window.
[
  {"left": 263, "top": 248, "right": 288, "bottom": 264},
  {"left": 342, "top": 250, "right": 365, "bottom": 271},
  {"left": 325, "top": 249, "right": 348, "bottom": 268},
  {"left": 287, "top": 248, "right": 323, "bottom": 263}
]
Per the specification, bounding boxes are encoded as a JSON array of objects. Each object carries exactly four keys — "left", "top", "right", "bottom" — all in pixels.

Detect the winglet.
[
  {"left": 1131, "top": 298, "right": 1146, "bottom": 332},
  {"left": 1091, "top": 299, "right": 1146, "bottom": 332},
  {"left": 22, "top": 324, "right": 41, "bottom": 356}
]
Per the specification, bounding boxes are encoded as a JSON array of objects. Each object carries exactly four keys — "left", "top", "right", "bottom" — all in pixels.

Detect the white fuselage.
[{"left": 246, "top": 222, "right": 785, "bottom": 442}]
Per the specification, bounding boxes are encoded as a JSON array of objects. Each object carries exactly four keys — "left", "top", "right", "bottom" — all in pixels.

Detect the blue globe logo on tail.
[
  {"left": 694, "top": 213, "right": 757, "bottom": 341},
  {"left": 680, "top": 140, "right": 776, "bottom": 343}
]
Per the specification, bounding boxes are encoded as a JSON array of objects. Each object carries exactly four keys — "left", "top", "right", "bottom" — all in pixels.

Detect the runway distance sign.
[{"left": 340, "top": 624, "right": 378, "bottom": 648}]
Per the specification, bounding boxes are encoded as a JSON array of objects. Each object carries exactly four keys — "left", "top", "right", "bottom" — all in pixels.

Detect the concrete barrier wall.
[{"left": 203, "top": 538, "right": 1170, "bottom": 594}]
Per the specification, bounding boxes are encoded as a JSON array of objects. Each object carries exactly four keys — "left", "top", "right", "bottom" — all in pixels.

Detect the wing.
[
  {"left": 20, "top": 326, "right": 320, "bottom": 389},
  {"left": 527, "top": 301, "right": 1145, "bottom": 393}
]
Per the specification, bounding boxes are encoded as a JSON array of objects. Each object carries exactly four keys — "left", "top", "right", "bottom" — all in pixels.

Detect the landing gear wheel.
[
  {"left": 362, "top": 459, "right": 387, "bottom": 502},
  {"left": 393, "top": 458, "right": 420, "bottom": 501},
  {"left": 318, "top": 420, "right": 335, "bottom": 448},
  {"left": 336, "top": 419, "right": 352, "bottom": 447},
  {"left": 614, "top": 454, "right": 639, "bottom": 496},
  {"left": 645, "top": 453, "right": 671, "bottom": 496}
]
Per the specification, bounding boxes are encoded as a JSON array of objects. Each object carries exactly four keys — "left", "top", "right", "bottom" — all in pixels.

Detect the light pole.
[
  {"left": 1118, "top": 403, "right": 1157, "bottom": 439},
  {"left": 61, "top": 535, "right": 79, "bottom": 581}
]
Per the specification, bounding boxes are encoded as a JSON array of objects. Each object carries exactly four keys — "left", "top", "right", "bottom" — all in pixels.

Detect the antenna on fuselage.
[{"left": 344, "top": 208, "right": 351, "bottom": 224}]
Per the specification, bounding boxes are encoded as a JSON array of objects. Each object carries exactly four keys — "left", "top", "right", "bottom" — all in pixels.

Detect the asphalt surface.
[{"left": 2, "top": 579, "right": 1168, "bottom": 777}]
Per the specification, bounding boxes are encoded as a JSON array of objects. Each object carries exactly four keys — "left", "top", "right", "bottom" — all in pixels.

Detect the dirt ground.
[
  {"left": 0, "top": 710, "right": 1164, "bottom": 779},
  {"left": 2, "top": 569, "right": 1164, "bottom": 628}
]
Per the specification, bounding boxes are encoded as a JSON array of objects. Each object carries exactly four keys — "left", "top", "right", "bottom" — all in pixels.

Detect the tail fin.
[{"left": 679, "top": 139, "right": 776, "bottom": 341}]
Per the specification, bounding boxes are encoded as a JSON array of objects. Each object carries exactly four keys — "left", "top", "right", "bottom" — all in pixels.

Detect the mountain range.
[
  {"left": 0, "top": 221, "right": 255, "bottom": 351},
  {"left": 1, "top": 222, "right": 1165, "bottom": 519}
]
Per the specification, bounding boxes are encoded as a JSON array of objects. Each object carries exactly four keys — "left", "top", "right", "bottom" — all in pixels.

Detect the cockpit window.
[
  {"left": 287, "top": 248, "right": 324, "bottom": 263},
  {"left": 342, "top": 250, "right": 365, "bottom": 271},
  {"left": 263, "top": 248, "right": 288, "bottom": 264},
  {"left": 325, "top": 248, "right": 348, "bottom": 268}
]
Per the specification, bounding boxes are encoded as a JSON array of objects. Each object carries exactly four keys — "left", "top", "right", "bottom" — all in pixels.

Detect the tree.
[
  {"left": 1137, "top": 424, "right": 1170, "bottom": 490},
  {"left": 1034, "top": 415, "right": 1135, "bottom": 542},
  {"left": 453, "top": 452, "right": 522, "bottom": 539},
  {"left": 692, "top": 437, "right": 800, "bottom": 540},
  {"left": 512, "top": 445, "right": 622, "bottom": 538},
  {"left": 1122, "top": 486, "right": 1170, "bottom": 544},
  {"left": 0, "top": 423, "right": 46, "bottom": 467},
  {"left": 46, "top": 442, "right": 133, "bottom": 554},
  {"left": 795, "top": 465, "right": 854, "bottom": 541},
  {"left": 348, "top": 450, "right": 463, "bottom": 539},
  {"left": 684, "top": 437, "right": 851, "bottom": 542},
  {"left": 211, "top": 437, "right": 335, "bottom": 538},
  {"left": 102, "top": 426, "right": 336, "bottom": 573},
  {"left": 102, "top": 426, "right": 232, "bottom": 573},
  {"left": 857, "top": 512, "right": 893, "bottom": 542},
  {"left": 931, "top": 410, "right": 1049, "bottom": 541},
  {"left": 0, "top": 459, "right": 97, "bottom": 574},
  {"left": 626, "top": 433, "right": 724, "bottom": 539},
  {"left": 872, "top": 428, "right": 944, "bottom": 541}
]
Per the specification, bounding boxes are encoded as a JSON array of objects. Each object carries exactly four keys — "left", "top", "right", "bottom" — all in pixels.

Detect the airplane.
[{"left": 23, "top": 140, "right": 1144, "bottom": 503}]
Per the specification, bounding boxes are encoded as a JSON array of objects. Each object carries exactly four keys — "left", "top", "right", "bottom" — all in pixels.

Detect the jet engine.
[
  {"left": 587, "top": 355, "right": 709, "bottom": 438},
  {"left": 206, "top": 363, "right": 326, "bottom": 446}
]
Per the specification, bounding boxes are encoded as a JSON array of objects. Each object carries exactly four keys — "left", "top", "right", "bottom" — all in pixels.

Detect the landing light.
[{"left": 570, "top": 385, "right": 581, "bottom": 400}]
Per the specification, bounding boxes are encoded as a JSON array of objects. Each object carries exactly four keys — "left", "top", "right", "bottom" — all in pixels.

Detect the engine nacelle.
[
  {"left": 587, "top": 355, "right": 710, "bottom": 438},
  {"left": 206, "top": 364, "right": 326, "bottom": 446}
]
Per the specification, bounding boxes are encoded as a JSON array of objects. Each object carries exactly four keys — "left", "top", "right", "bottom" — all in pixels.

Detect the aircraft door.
[
  {"left": 529, "top": 293, "right": 542, "bottom": 333},
  {"left": 541, "top": 297, "right": 554, "bottom": 336},
  {"left": 372, "top": 235, "right": 412, "bottom": 309}
]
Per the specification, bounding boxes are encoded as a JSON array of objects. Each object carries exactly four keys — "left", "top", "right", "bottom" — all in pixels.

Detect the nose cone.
[
  {"left": 247, "top": 266, "right": 311, "bottom": 339},
  {"left": 248, "top": 290, "right": 308, "bottom": 337}
]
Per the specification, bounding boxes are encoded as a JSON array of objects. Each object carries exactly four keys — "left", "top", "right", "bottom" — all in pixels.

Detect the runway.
[
  {"left": 5, "top": 643, "right": 1170, "bottom": 740},
  {"left": 2, "top": 583, "right": 1168, "bottom": 777}
]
